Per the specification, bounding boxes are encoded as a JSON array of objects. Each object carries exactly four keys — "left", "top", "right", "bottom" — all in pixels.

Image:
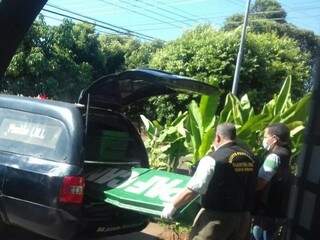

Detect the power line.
[
  {"left": 119, "top": 8, "right": 306, "bottom": 28},
  {"left": 286, "top": 5, "right": 320, "bottom": 12},
  {"left": 45, "top": 3, "right": 156, "bottom": 41},
  {"left": 157, "top": 0, "right": 202, "bottom": 19},
  {"left": 42, "top": 14, "right": 124, "bottom": 37},
  {"left": 154, "top": 0, "right": 206, "bottom": 6},
  {"left": 42, "top": 8, "right": 155, "bottom": 41},
  {"left": 229, "top": 0, "right": 245, "bottom": 8},
  {"left": 44, "top": 4, "right": 319, "bottom": 34},
  {"left": 152, "top": 0, "right": 227, "bottom": 25},
  {"left": 169, "top": 0, "right": 208, "bottom": 5},
  {"left": 97, "top": 0, "right": 184, "bottom": 28},
  {"left": 120, "top": 6, "right": 320, "bottom": 29},
  {"left": 278, "top": 2, "right": 320, "bottom": 31},
  {"left": 129, "top": 14, "right": 320, "bottom": 32},
  {"left": 43, "top": 0, "right": 320, "bottom": 37},
  {"left": 280, "top": 0, "right": 320, "bottom": 9},
  {"left": 131, "top": 17, "right": 288, "bottom": 31},
  {"left": 42, "top": 14, "right": 64, "bottom": 23},
  {"left": 118, "top": 0, "right": 188, "bottom": 27},
  {"left": 135, "top": 0, "right": 194, "bottom": 26}
]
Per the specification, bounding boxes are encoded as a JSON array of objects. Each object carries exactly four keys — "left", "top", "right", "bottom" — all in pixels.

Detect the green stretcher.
[{"left": 94, "top": 167, "right": 200, "bottom": 225}]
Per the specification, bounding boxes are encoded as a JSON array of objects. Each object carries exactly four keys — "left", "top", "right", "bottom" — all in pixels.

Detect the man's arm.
[
  {"left": 256, "top": 153, "right": 280, "bottom": 191},
  {"left": 256, "top": 178, "right": 268, "bottom": 191},
  {"left": 172, "top": 188, "right": 198, "bottom": 209},
  {"left": 161, "top": 156, "right": 215, "bottom": 219}
]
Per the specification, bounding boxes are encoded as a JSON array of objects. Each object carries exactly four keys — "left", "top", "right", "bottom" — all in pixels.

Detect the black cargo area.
[
  {"left": 81, "top": 108, "right": 148, "bottom": 199},
  {"left": 84, "top": 108, "right": 147, "bottom": 164},
  {"left": 79, "top": 108, "right": 149, "bottom": 234},
  {"left": 81, "top": 164, "right": 149, "bottom": 236}
]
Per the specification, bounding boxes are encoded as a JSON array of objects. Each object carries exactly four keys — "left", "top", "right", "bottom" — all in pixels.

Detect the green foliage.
[
  {"left": 146, "top": 3, "right": 316, "bottom": 123},
  {"left": 228, "top": 77, "right": 311, "bottom": 160},
  {"left": 185, "top": 94, "right": 219, "bottom": 165},
  {"left": 150, "top": 25, "right": 311, "bottom": 114},
  {"left": 146, "top": 94, "right": 198, "bottom": 124},
  {"left": 151, "top": 25, "right": 235, "bottom": 86},
  {"left": 251, "top": 0, "right": 287, "bottom": 22},
  {"left": 125, "top": 40, "right": 164, "bottom": 69},
  {"left": 142, "top": 93, "right": 221, "bottom": 170},
  {"left": 4, "top": 12, "right": 315, "bottom": 124},
  {"left": 4, "top": 16, "right": 162, "bottom": 102},
  {"left": 248, "top": 20, "right": 320, "bottom": 69},
  {"left": 142, "top": 78, "right": 310, "bottom": 171},
  {"left": 223, "top": 0, "right": 320, "bottom": 72},
  {"left": 5, "top": 18, "right": 98, "bottom": 100},
  {"left": 3, "top": 11, "right": 316, "bottom": 130},
  {"left": 140, "top": 112, "right": 188, "bottom": 171},
  {"left": 224, "top": 0, "right": 287, "bottom": 31}
]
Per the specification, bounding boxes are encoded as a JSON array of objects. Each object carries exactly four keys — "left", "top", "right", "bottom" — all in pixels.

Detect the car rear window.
[{"left": 0, "top": 108, "right": 69, "bottom": 161}]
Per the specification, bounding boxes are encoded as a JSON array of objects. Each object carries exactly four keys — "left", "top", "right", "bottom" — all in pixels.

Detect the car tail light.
[{"left": 59, "top": 176, "right": 85, "bottom": 204}]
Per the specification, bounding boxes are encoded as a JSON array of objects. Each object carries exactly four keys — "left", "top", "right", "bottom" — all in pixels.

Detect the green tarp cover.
[{"left": 91, "top": 167, "right": 200, "bottom": 224}]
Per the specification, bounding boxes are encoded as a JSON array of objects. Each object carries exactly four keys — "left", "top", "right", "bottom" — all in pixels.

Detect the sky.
[{"left": 41, "top": 0, "right": 320, "bottom": 41}]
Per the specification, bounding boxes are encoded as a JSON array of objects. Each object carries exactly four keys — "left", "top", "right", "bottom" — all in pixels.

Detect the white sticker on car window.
[{"left": 0, "top": 118, "right": 62, "bottom": 149}]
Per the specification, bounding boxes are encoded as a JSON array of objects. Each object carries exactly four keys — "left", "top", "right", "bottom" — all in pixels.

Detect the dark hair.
[
  {"left": 267, "top": 123, "right": 290, "bottom": 147},
  {"left": 216, "top": 123, "right": 236, "bottom": 140}
]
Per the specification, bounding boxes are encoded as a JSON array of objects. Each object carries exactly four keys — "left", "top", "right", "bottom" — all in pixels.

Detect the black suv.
[{"left": 0, "top": 1, "right": 217, "bottom": 239}]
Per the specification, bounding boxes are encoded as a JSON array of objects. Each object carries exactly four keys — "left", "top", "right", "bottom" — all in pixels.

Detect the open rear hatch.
[
  {"left": 79, "top": 69, "right": 217, "bottom": 225},
  {"left": 78, "top": 68, "right": 218, "bottom": 110},
  {"left": 81, "top": 110, "right": 199, "bottom": 225}
]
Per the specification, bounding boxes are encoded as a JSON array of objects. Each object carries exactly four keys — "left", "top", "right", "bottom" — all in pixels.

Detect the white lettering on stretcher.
[
  {"left": 98, "top": 168, "right": 185, "bottom": 202},
  {"left": 143, "top": 178, "right": 183, "bottom": 202},
  {"left": 124, "top": 175, "right": 161, "bottom": 194}
]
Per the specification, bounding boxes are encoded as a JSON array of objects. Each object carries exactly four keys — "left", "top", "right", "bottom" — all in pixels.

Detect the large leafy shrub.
[
  {"left": 140, "top": 112, "right": 188, "bottom": 171},
  {"left": 148, "top": 25, "right": 311, "bottom": 123},
  {"left": 185, "top": 94, "right": 219, "bottom": 166},
  {"left": 142, "top": 77, "right": 310, "bottom": 172},
  {"left": 220, "top": 77, "right": 310, "bottom": 163}
]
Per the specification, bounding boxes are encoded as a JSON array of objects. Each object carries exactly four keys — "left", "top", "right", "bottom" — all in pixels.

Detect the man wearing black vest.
[
  {"left": 252, "top": 123, "right": 292, "bottom": 240},
  {"left": 161, "top": 123, "right": 257, "bottom": 240}
]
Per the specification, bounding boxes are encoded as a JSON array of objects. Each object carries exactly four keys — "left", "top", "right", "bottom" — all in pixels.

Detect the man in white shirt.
[{"left": 161, "top": 123, "right": 256, "bottom": 240}]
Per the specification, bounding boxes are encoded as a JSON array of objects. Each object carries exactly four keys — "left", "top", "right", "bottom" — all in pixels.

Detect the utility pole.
[{"left": 231, "top": 0, "right": 251, "bottom": 95}]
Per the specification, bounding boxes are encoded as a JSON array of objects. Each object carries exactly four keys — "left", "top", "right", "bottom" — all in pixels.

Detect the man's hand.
[{"left": 161, "top": 202, "right": 176, "bottom": 219}]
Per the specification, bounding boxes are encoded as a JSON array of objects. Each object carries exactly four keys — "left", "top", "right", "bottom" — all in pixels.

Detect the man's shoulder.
[
  {"left": 193, "top": 155, "right": 216, "bottom": 174},
  {"left": 209, "top": 147, "right": 235, "bottom": 162},
  {"left": 199, "top": 155, "right": 215, "bottom": 166},
  {"left": 211, "top": 143, "right": 253, "bottom": 157},
  {"left": 264, "top": 153, "right": 280, "bottom": 168},
  {"left": 200, "top": 155, "right": 215, "bottom": 161}
]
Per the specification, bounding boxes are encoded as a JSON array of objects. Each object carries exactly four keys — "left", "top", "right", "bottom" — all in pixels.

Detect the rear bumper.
[
  {"left": 4, "top": 197, "right": 149, "bottom": 240},
  {"left": 80, "top": 203, "right": 150, "bottom": 237},
  {"left": 80, "top": 217, "right": 149, "bottom": 238}
]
